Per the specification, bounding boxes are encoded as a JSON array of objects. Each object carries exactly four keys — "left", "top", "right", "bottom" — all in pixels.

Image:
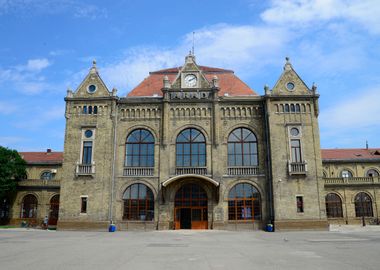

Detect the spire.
[
  {"left": 284, "top": 56, "right": 293, "bottom": 71},
  {"left": 185, "top": 51, "right": 196, "bottom": 64}
]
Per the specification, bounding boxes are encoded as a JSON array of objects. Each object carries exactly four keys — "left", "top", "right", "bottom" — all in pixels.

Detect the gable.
[
  {"left": 73, "top": 61, "right": 111, "bottom": 98},
  {"left": 271, "top": 58, "right": 312, "bottom": 96}
]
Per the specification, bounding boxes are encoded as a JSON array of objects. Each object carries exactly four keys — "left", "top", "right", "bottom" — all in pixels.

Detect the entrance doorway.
[
  {"left": 49, "top": 195, "right": 60, "bottom": 226},
  {"left": 174, "top": 183, "right": 208, "bottom": 229}
]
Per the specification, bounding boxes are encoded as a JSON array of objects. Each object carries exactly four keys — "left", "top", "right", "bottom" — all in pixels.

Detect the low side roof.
[
  {"left": 321, "top": 148, "right": 380, "bottom": 161},
  {"left": 20, "top": 151, "right": 63, "bottom": 164},
  {"left": 127, "top": 66, "right": 257, "bottom": 97}
]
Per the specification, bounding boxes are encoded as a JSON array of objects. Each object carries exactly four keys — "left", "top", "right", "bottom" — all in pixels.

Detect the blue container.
[
  {"left": 266, "top": 224, "right": 273, "bottom": 232},
  {"left": 108, "top": 224, "right": 116, "bottom": 232}
]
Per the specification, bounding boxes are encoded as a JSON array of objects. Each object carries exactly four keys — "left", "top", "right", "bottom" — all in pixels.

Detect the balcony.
[
  {"left": 175, "top": 167, "right": 207, "bottom": 175},
  {"left": 76, "top": 162, "right": 95, "bottom": 176},
  {"left": 227, "top": 166, "right": 260, "bottom": 176},
  {"left": 288, "top": 161, "right": 307, "bottom": 175},
  {"left": 123, "top": 167, "right": 154, "bottom": 176},
  {"left": 18, "top": 179, "right": 60, "bottom": 188},
  {"left": 324, "top": 176, "right": 380, "bottom": 186}
]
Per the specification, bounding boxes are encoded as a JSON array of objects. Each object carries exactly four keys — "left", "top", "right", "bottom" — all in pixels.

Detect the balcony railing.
[
  {"left": 324, "top": 176, "right": 380, "bottom": 186},
  {"left": 18, "top": 179, "right": 60, "bottom": 187},
  {"left": 123, "top": 167, "right": 154, "bottom": 176},
  {"left": 227, "top": 166, "right": 259, "bottom": 176},
  {"left": 288, "top": 161, "right": 307, "bottom": 175},
  {"left": 76, "top": 162, "right": 95, "bottom": 176},
  {"left": 175, "top": 167, "right": 207, "bottom": 175}
]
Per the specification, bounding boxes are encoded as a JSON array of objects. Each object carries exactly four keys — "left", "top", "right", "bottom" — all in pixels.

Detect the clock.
[{"left": 184, "top": 74, "right": 197, "bottom": 87}]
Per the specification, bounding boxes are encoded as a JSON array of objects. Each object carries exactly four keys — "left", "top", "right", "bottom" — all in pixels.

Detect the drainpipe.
[
  {"left": 263, "top": 96, "right": 275, "bottom": 230},
  {"left": 109, "top": 99, "right": 118, "bottom": 224}
]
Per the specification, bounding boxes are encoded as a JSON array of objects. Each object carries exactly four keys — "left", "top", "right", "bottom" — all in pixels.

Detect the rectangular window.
[
  {"left": 291, "top": 139, "right": 302, "bottom": 163},
  {"left": 82, "top": 141, "right": 93, "bottom": 164},
  {"left": 296, "top": 196, "right": 304, "bottom": 213},
  {"left": 81, "top": 197, "right": 87, "bottom": 213}
]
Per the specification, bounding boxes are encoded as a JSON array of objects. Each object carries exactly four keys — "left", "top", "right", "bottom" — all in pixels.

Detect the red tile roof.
[
  {"left": 20, "top": 151, "right": 63, "bottom": 164},
  {"left": 127, "top": 66, "right": 257, "bottom": 97},
  {"left": 321, "top": 148, "right": 380, "bottom": 160}
]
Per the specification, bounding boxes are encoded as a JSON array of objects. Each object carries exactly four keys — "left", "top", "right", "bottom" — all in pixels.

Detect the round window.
[
  {"left": 85, "top": 130, "right": 93, "bottom": 138},
  {"left": 88, "top": 84, "right": 97, "bottom": 93},
  {"left": 290, "top": 127, "right": 299, "bottom": 136},
  {"left": 286, "top": 82, "right": 295, "bottom": 91}
]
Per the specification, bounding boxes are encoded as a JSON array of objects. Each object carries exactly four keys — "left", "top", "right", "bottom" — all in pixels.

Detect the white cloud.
[
  {"left": 98, "top": 24, "right": 290, "bottom": 94},
  {"left": 0, "top": 101, "right": 18, "bottom": 114},
  {"left": 24, "top": 58, "right": 51, "bottom": 72},
  {"left": 261, "top": 0, "right": 380, "bottom": 34},
  {"left": 12, "top": 106, "right": 64, "bottom": 130},
  {"left": 320, "top": 87, "right": 380, "bottom": 132},
  {"left": 0, "top": 0, "right": 107, "bottom": 19},
  {"left": 0, "top": 58, "right": 52, "bottom": 94}
]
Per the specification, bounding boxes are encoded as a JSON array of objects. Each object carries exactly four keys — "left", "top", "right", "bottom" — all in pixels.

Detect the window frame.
[
  {"left": 325, "top": 193, "right": 343, "bottom": 218},
  {"left": 125, "top": 129, "right": 155, "bottom": 168},
  {"left": 123, "top": 183, "right": 154, "bottom": 221},
  {"left": 227, "top": 128, "right": 258, "bottom": 167},
  {"left": 20, "top": 194, "right": 38, "bottom": 218},
  {"left": 176, "top": 128, "right": 206, "bottom": 167},
  {"left": 354, "top": 192, "right": 373, "bottom": 217},
  {"left": 228, "top": 183, "right": 261, "bottom": 221}
]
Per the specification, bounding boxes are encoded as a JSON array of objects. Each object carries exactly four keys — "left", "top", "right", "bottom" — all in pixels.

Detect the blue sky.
[{"left": 0, "top": 0, "right": 379, "bottom": 151}]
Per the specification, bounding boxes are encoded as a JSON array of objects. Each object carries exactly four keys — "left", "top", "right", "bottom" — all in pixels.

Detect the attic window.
[
  {"left": 286, "top": 82, "right": 295, "bottom": 91},
  {"left": 374, "top": 150, "right": 380, "bottom": 155},
  {"left": 88, "top": 84, "right": 97, "bottom": 93}
]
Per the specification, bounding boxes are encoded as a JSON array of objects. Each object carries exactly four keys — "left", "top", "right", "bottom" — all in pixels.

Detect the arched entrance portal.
[{"left": 174, "top": 183, "right": 208, "bottom": 229}]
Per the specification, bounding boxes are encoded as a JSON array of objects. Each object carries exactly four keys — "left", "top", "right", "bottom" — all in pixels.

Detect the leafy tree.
[{"left": 0, "top": 146, "right": 26, "bottom": 200}]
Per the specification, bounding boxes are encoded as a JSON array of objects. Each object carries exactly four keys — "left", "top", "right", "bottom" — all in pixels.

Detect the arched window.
[
  {"left": 366, "top": 169, "right": 379, "bottom": 177},
  {"left": 355, "top": 192, "right": 373, "bottom": 217},
  {"left": 125, "top": 129, "right": 154, "bottom": 167},
  {"left": 290, "top": 104, "right": 295, "bottom": 112},
  {"left": 40, "top": 171, "right": 53, "bottom": 180},
  {"left": 176, "top": 128, "right": 206, "bottom": 167},
  {"left": 93, "top": 106, "right": 98, "bottom": 114},
  {"left": 88, "top": 106, "right": 93, "bottom": 114},
  {"left": 49, "top": 195, "right": 60, "bottom": 225},
  {"left": 284, "top": 104, "right": 290, "bottom": 112},
  {"left": 228, "top": 128, "right": 258, "bottom": 166},
  {"left": 228, "top": 183, "right": 261, "bottom": 221},
  {"left": 21, "top": 194, "right": 38, "bottom": 218},
  {"left": 0, "top": 198, "right": 10, "bottom": 220},
  {"left": 295, "top": 104, "right": 301, "bottom": 112},
  {"left": 325, "top": 193, "right": 343, "bottom": 218},
  {"left": 123, "top": 183, "right": 154, "bottom": 221},
  {"left": 83, "top": 106, "right": 87, "bottom": 114},
  {"left": 341, "top": 170, "right": 353, "bottom": 178}
]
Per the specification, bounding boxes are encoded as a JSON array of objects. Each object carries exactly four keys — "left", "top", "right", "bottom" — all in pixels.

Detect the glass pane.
[
  {"left": 184, "top": 144, "right": 190, "bottom": 155},
  {"left": 199, "top": 144, "right": 206, "bottom": 155},
  {"left": 236, "top": 154, "right": 242, "bottom": 166},
  {"left": 192, "top": 209, "right": 201, "bottom": 221},
  {"left": 243, "top": 143, "right": 250, "bottom": 154},
  {"left": 250, "top": 143, "right": 257, "bottom": 154},
  {"left": 183, "top": 155, "right": 190, "bottom": 166},
  {"left": 130, "top": 184, "right": 138, "bottom": 199},
  {"left": 176, "top": 144, "right": 183, "bottom": 154},
  {"left": 199, "top": 155, "right": 206, "bottom": 166},
  {"left": 236, "top": 184, "right": 244, "bottom": 198},
  {"left": 235, "top": 144, "right": 242, "bottom": 154},
  {"left": 228, "top": 143, "right": 234, "bottom": 154},
  {"left": 192, "top": 144, "right": 198, "bottom": 154},
  {"left": 191, "top": 155, "right": 199, "bottom": 166},
  {"left": 228, "top": 155, "right": 235, "bottom": 166},
  {"left": 176, "top": 155, "right": 183, "bottom": 166},
  {"left": 243, "top": 154, "right": 250, "bottom": 166}
]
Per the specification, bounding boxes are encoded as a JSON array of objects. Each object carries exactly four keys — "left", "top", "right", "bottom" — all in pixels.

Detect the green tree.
[{"left": 0, "top": 146, "right": 26, "bottom": 200}]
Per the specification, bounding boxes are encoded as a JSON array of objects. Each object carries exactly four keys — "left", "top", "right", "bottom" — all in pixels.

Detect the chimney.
[
  {"left": 366, "top": 141, "right": 369, "bottom": 150},
  {"left": 47, "top": 149, "right": 52, "bottom": 153}
]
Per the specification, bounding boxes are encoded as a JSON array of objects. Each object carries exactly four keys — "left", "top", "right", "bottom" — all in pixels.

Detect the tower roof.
[{"left": 127, "top": 65, "right": 257, "bottom": 97}]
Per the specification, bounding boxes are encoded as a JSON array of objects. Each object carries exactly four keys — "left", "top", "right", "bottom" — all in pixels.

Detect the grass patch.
[{"left": 0, "top": 225, "right": 18, "bottom": 229}]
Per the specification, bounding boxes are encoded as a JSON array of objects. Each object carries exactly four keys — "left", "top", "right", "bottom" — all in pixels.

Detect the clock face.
[{"left": 184, "top": 74, "right": 197, "bottom": 87}]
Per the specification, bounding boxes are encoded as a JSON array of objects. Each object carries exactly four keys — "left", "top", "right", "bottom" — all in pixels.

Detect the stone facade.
[{"left": 5, "top": 55, "right": 380, "bottom": 231}]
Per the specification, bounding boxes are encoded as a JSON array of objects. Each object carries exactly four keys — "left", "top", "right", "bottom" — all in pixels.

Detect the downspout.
[
  {"left": 109, "top": 99, "right": 118, "bottom": 224},
  {"left": 263, "top": 96, "right": 275, "bottom": 230}
]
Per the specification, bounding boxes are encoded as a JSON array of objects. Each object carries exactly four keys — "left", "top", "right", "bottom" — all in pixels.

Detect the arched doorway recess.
[{"left": 174, "top": 183, "right": 208, "bottom": 229}]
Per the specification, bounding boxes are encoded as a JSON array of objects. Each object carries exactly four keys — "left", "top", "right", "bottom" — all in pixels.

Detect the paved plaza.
[{"left": 1, "top": 228, "right": 380, "bottom": 270}]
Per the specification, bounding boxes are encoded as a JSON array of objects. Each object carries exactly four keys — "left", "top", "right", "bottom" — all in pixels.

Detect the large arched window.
[
  {"left": 176, "top": 128, "right": 206, "bottom": 167},
  {"left": 228, "top": 183, "right": 261, "bottom": 221},
  {"left": 123, "top": 183, "right": 154, "bottom": 221},
  {"left": 125, "top": 129, "right": 154, "bottom": 167},
  {"left": 354, "top": 192, "right": 373, "bottom": 217},
  {"left": 325, "top": 193, "right": 343, "bottom": 218},
  {"left": 228, "top": 128, "right": 258, "bottom": 166},
  {"left": 21, "top": 194, "right": 38, "bottom": 218}
]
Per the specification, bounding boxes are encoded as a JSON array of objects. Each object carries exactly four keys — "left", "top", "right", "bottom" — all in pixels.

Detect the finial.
[
  {"left": 366, "top": 140, "right": 369, "bottom": 150},
  {"left": 212, "top": 75, "right": 219, "bottom": 88},
  {"left": 90, "top": 59, "right": 98, "bottom": 74},
  {"left": 312, "top": 82, "right": 317, "bottom": 93},
  {"left": 92, "top": 59, "right": 97, "bottom": 67},
  {"left": 264, "top": 84, "right": 270, "bottom": 95},
  {"left": 284, "top": 56, "right": 292, "bottom": 71},
  {"left": 163, "top": 75, "right": 171, "bottom": 89},
  {"left": 66, "top": 88, "right": 73, "bottom": 98}
]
